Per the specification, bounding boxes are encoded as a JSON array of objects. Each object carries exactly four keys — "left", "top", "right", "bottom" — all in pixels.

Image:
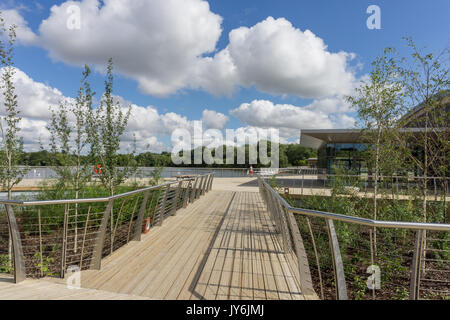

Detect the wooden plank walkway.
[
  {"left": 76, "top": 191, "right": 315, "bottom": 299},
  {"left": 0, "top": 277, "right": 149, "bottom": 300},
  {"left": 0, "top": 190, "right": 317, "bottom": 300}
]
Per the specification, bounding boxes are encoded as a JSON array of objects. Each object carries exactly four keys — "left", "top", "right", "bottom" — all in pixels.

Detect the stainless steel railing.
[
  {"left": 268, "top": 174, "right": 449, "bottom": 200},
  {"left": 257, "top": 175, "right": 450, "bottom": 300},
  {"left": 0, "top": 173, "right": 214, "bottom": 283}
]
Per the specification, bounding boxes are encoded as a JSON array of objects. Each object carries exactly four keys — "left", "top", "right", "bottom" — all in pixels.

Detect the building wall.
[{"left": 318, "top": 143, "right": 369, "bottom": 174}]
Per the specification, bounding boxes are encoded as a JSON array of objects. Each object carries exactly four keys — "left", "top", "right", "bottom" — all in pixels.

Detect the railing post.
[
  {"left": 209, "top": 173, "right": 214, "bottom": 191},
  {"left": 326, "top": 219, "right": 348, "bottom": 300},
  {"left": 206, "top": 174, "right": 211, "bottom": 191},
  {"left": 158, "top": 185, "right": 170, "bottom": 225},
  {"left": 131, "top": 190, "right": 150, "bottom": 241},
  {"left": 200, "top": 174, "right": 208, "bottom": 195},
  {"left": 4, "top": 205, "right": 26, "bottom": 283},
  {"left": 182, "top": 180, "right": 191, "bottom": 208},
  {"left": 196, "top": 175, "right": 205, "bottom": 199},
  {"left": 305, "top": 217, "right": 324, "bottom": 299},
  {"left": 410, "top": 229, "right": 424, "bottom": 300},
  {"left": 286, "top": 209, "right": 315, "bottom": 296},
  {"left": 90, "top": 199, "right": 114, "bottom": 270},
  {"left": 202, "top": 174, "right": 208, "bottom": 195},
  {"left": 190, "top": 177, "right": 199, "bottom": 202},
  {"left": 171, "top": 181, "right": 183, "bottom": 216}
]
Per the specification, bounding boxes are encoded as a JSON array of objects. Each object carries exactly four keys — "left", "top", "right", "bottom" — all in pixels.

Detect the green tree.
[
  {"left": 346, "top": 48, "right": 404, "bottom": 254},
  {"left": 393, "top": 39, "right": 449, "bottom": 274},
  {"left": 87, "top": 59, "right": 135, "bottom": 253},
  {"left": 47, "top": 65, "right": 94, "bottom": 252},
  {"left": 88, "top": 59, "right": 135, "bottom": 195},
  {"left": 285, "top": 144, "right": 316, "bottom": 166},
  {"left": 396, "top": 39, "right": 449, "bottom": 223},
  {"left": 0, "top": 15, "right": 28, "bottom": 264},
  {"left": 0, "top": 18, "right": 27, "bottom": 199}
]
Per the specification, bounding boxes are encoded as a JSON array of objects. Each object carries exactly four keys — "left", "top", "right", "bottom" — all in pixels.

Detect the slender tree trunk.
[
  {"left": 373, "top": 128, "right": 381, "bottom": 257},
  {"left": 74, "top": 158, "right": 81, "bottom": 253},
  {"left": 7, "top": 170, "right": 12, "bottom": 266},
  {"left": 421, "top": 110, "right": 429, "bottom": 277},
  {"left": 8, "top": 186, "right": 12, "bottom": 265},
  {"left": 74, "top": 188, "right": 79, "bottom": 253},
  {"left": 110, "top": 181, "right": 114, "bottom": 254}
]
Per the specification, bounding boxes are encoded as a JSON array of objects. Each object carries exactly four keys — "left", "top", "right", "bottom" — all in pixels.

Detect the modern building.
[
  {"left": 299, "top": 129, "right": 368, "bottom": 174},
  {"left": 299, "top": 93, "right": 449, "bottom": 174}
]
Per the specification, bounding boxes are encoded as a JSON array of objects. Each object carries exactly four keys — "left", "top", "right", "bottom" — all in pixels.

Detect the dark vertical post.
[
  {"left": 159, "top": 185, "right": 170, "bottom": 225},
  {"left": 182, "top": 180, "right": 191, "bottom": 208},
  {"left": 208, "top": 174, "right": 214, "bottom": 191},
  {"left": 190, "top": 177, "right": 198, "bottom": 202},
  {"left": 5, "top": 205, "right": 26, "bottom": 283},
  {"left": 90, "top": 199, "right": 114, "bottom": 270},
  {"left": 171, "top": 181, "right": 183, "bottom": 215},
  {"left": 132, "top": 190, "right": 150, "bottom": 241},
  {"left": 201, "top": 175, "right": 208, "bottom": 195},
  {"left": 196, "top": 175, "right": 205, "bottom": 199}
]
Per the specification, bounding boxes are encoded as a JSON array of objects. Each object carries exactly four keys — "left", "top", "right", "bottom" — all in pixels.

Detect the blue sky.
[{"left": 0, "top": 0, "right": 449, "bottom": 152}]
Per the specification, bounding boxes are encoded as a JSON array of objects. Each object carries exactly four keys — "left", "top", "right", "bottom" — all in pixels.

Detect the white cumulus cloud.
[
  {"left": 197, "top": 16, "right": 358, "bottom": 98},
  {"left": 230, "top": 99, "right": 356, "bottom": 140},
  {"left": 0, "top": 9, "right": 38, "bottom": 45},
  {"left": 201, "top": 109, "right": 229, "bottom": 130},
  {"left": 8, "top": 2, "right": 360, "bottom": 99},
  {"left": 37, "top": 0, "right": 223, "bottom": 97}
]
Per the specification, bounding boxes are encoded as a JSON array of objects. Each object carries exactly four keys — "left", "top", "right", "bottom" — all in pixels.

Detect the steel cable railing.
[
  {"left": 257, "top": 175, "right": 450, "bottom": 300},
  {"left": 268, "top": 174, "right": 449, "bottom": 201},
  {"left": 0, "top": 173, "right": 214, "bottom": 283}
]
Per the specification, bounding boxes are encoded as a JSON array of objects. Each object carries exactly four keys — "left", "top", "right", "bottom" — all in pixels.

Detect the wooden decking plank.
[
  {"left": 256, "top": 194, "right": 299, "bottom": 300},
  {"left": 204, "top": 195, "right": 239, "bottom": 300},
  {"left": 215, "top": 191, "right": 242, "bottom": 299},
  {"left": 81, "top": 195, "right": 210, "bottom": 288},
  {"left": 251, "top": 192, "right": 280, "bottom": 300},
  {"left": 115, "top": 192, "right": 227, "bottom": 296},
  {"left": 247, "top": 192, "right": 267, "bottom": 300},
  {"left": 177, "top": 192, "right": 236, "bottom": 300},
  {"left": 192, "top": 193, "right": 237, "bottom": 300},
  {"left": 239, "top": 192, "right": 254, "bottom": 300},
  {"left": 227, "top": 190, "right": 245, "bottom": 300},
  {"left": 104, "top": 192, "right": 218, "bottom": 289},
  {"left": 163, "top": 195, "right": 230, "bottom": 299},
  {"left": 141, "top": 193, "right": 230, "bottom": 298}
]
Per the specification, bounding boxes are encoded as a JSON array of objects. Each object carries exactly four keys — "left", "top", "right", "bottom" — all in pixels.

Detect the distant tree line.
[{"left": 17, "top": 143, "right": 316, "bottom": 168}]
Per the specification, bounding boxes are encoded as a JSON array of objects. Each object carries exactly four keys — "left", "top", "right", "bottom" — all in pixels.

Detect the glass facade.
[{"left": 318, "top": 143, "right": 369, "bottom": 174}]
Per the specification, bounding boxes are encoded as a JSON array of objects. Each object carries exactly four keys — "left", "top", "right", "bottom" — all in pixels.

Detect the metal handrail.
[
  {"left": 257, "top": 174, "right": 450, "bottom": 300},
  {"left": 0, "top": 175, "right": 200, "bottom": 206},
  {"left": 260, "top": 177, "right": 450, "bottom": 231},
  {"left": 2, "top": 173, "right": 215, "bottom": 283},
  {"left": 263, "top": 180, "right": 449, "bottom": 231},
  {"left": 289, "top": 207, "right": 450, "bottom": 231}
]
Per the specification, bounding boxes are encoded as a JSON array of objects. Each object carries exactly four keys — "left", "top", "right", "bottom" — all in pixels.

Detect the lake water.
[{"left": 21, "top": 167, "right": 251, "bottom": 179}]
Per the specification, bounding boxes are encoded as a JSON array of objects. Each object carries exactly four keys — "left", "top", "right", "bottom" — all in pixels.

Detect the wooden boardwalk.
[
  {"left": 0, "top": 277, "right": 149, "bottom": 300},
  {"left": 0, "top": 190, "right": 316, "bottom": 300}
]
